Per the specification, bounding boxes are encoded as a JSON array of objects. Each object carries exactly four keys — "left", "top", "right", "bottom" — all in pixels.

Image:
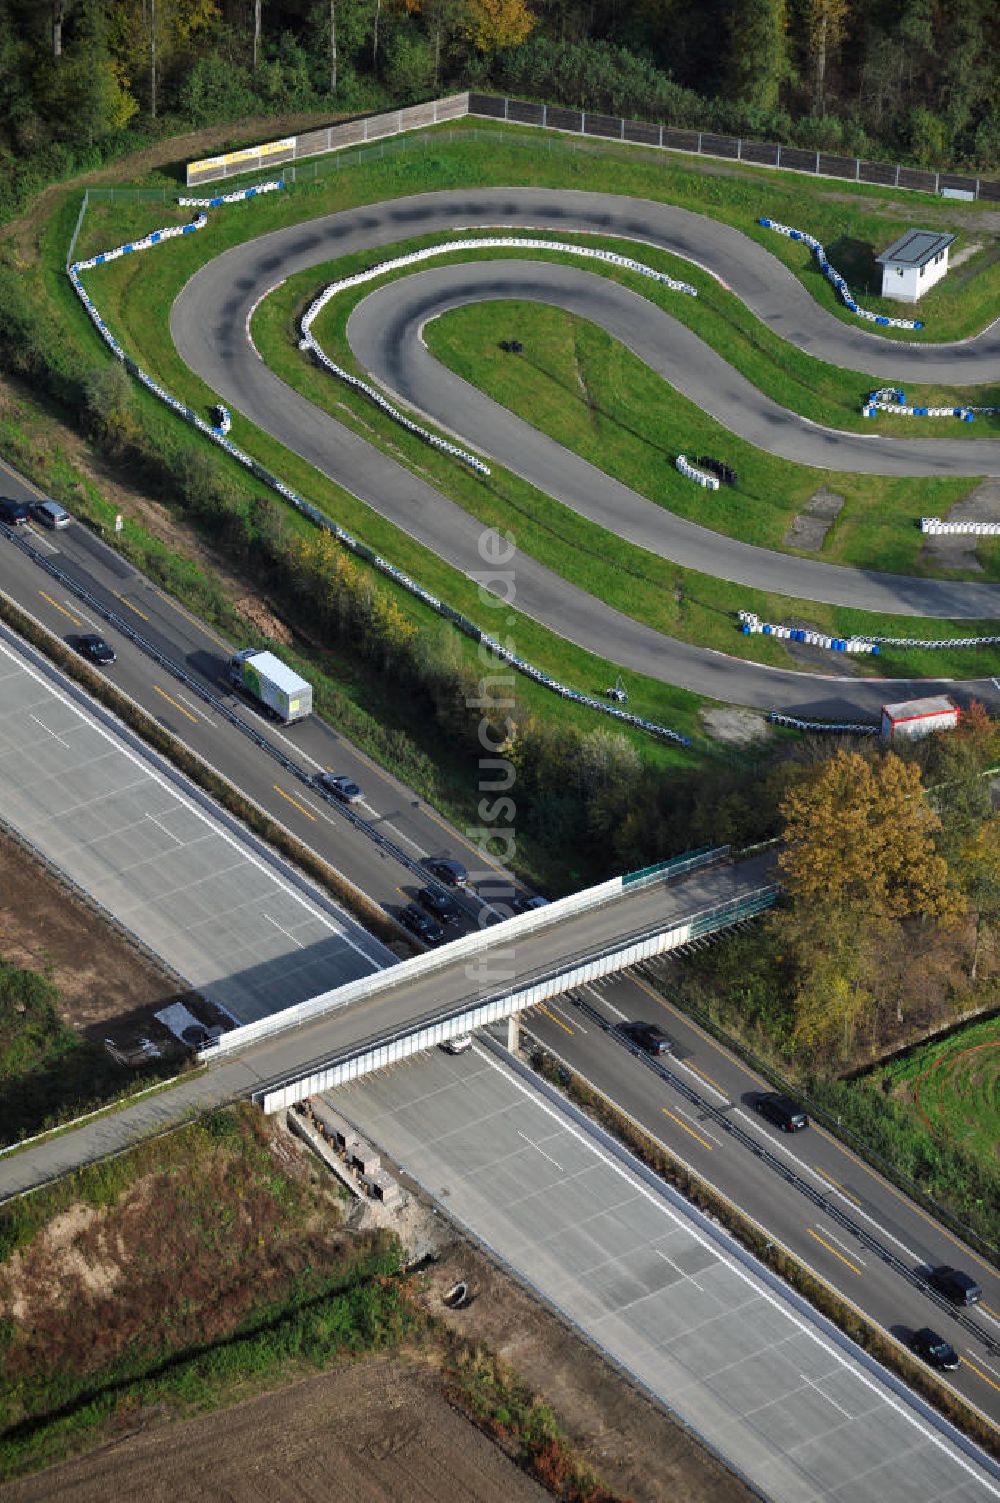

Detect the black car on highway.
[
  {"left": 928, "top": 1266, "right": 982, "bottom": 1306},
  {"left": 912, "top": 1328, "right": 961, "bottom": 1371},
  {"left": 754, "top": 1093, "right": 808, "bottom": 1132},
  {"left": 398, "top": 904, "right": 444, "bottom": 945},
  {"left": 425, "top": 857, "right": 469, "bottom": 888},
  {"left": 73, "top": 633, "right": 116, "bottom": 666},
  {"left": 417, "top": 886, "right": 462, "bottom": 924},
  {"left": 619, "top": 1021, "right": 674, "bottom": 1056},
  {"left": 0, "top": 498, "right": 31, "bottom": 527}
]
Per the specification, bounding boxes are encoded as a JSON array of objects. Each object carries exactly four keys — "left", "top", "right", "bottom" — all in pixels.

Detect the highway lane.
[
  {"left": 0, "top": 493, "right": 521, "bottom": 928},
  {"left": 521, "top": 969, "right": 1000, "bottom": 1422},
  {"left": 338, "top": 1042, "right": 1000, "bottom": 1501}
]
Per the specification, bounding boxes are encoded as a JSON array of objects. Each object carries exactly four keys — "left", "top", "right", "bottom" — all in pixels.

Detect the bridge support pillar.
[{"left": 506, "top": 1014, "right": 519, "bottom": 1055}]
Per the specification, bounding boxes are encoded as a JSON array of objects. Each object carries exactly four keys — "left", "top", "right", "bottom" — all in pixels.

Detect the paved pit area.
[
  {"left": 335, "top": 1045, "right": 999, "bottom": 1503},
  {"left": 0, "top": 636, "right": 389, "bottom": 1023}
]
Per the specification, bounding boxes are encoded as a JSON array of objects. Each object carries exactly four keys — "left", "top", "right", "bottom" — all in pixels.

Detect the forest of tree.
[{"left": 0, "top": 0, "right": 997, "bottom": 226}]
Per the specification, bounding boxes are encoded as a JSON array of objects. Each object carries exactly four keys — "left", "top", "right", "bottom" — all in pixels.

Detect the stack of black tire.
[{"left": 696, "top": 454, "right": 737, "bottom": 486}]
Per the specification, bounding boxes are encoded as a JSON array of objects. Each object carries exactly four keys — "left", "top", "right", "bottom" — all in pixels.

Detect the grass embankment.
[{"left": 0, "top": 1103, "right": 627, "bottom": 1502}]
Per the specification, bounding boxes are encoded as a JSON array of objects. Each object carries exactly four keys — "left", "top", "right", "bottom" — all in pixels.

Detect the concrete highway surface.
[
  {"left": 520, "top": 967, "right": 1000, "bottom": 1424},
  {"left": 337, "top": 1041, "right": 1000, "bottom": 1501},
  {"left": 167, "top": 185, "right": 1000, "bottom": 717}
]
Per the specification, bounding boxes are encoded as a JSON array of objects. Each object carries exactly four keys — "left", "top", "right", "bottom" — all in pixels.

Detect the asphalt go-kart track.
[{"left": 168, "top": 185, "right": 1000, "bottom": 725}]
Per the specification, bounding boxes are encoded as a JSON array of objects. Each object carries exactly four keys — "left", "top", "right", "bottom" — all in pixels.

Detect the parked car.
[
  {"left": 417, "top": 886, "right": 462, "bottom": 924},
  {"left": 398, "top": 904, "right": 444, "bottom": 945},
  {"left": 928, "top": 1267, "right": 982, "bottom": 1306},
  {"left": 440, "top": 1035, "right": 473, "bottom": 1055},
  {"left": 0, "top": 498, "right": 31, "bottom": 527},
  {"left": 754, "top": 1093, "right": 808, "bottom": 1132},
  {"left": 912, "top": 1328, "right": 961, "bottom": 1371},
  {"left": 33, "top": 498, "right": 71, "bottom": 529},
  {"left": 73, "top": 633, "right": 116, "bottom": 666},
  {"left": 619, "top": 1021, "right": 674, "bottom": 1056},
  {"left": 313, "top": 771, "right": 364, "bottom": 804},
  {"left": 425, "top": 857, "right": 469, "bottom": 888}
]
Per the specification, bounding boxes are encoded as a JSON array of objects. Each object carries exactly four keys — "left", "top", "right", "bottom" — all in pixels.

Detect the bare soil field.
[
  {"left": 1, "top": 1354, "right": 550, "bottom": 1503},
  {"left": 0, "top": 824, "right": 204, "bottom": 1048}
]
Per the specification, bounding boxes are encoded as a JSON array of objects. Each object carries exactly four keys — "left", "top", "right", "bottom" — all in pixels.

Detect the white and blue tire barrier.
[
  {"left": 69, "top": 216, "right": 692, "bottom": 747},
  {"left": 769, "top": 711, "right": 878, "bottom": 735},
  {"left": 178, "top": 180, "right": 284, "bottom": 208},
  {"left": 920, "top": 517, "right": 1000, "bottom": 536},
  {"left": 213, "top": 405, "right": 232, "bottom": 436},
  {"left": 71, "top": 212, "right": 208, "bottom": 274},
  {"left": 675, "top": 454, "right": 720, "bottom": 490},
  {"left": 758, "top": 219, "right": 923, "bottom": 331},
  {"left": 864, "top": 387, "right": 1000, "bottom": 422},
  {"left": 299, "top": 236, "right": 698, "bottom": 474},
  {"left": 738, "top": 610, "right": 879, "bottom": 655}
]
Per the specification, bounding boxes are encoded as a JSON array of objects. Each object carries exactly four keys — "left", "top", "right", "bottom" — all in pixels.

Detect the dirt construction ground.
[{"left": 1, "top": 1355, "right": 550, "bottom": 1503}]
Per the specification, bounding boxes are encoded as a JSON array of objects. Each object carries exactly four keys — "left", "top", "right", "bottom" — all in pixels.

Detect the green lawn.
[
  {"left": 875, "top": 1012, "right": 1000, "bottom": 1171},
  {"left": 41, "top": 130, "right": 1000, "bottom": 713}
]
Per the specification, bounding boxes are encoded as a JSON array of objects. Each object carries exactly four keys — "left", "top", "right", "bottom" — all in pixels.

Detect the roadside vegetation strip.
[{"left": 523, "top": 1037, "right": 1000, "bottom": 1459}]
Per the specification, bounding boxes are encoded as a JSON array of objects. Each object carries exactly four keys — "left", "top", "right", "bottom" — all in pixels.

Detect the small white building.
[
  {"left": 881, "top": 695, "right": 960, "bottom": 742},
  {"left": 876, "top": 230, "right": 956, "bottom": 303}
]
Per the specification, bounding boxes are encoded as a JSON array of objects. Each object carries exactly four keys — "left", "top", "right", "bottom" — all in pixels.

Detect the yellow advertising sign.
[{"left": 189, "top": 136, "right": 295, "bottom": 175}]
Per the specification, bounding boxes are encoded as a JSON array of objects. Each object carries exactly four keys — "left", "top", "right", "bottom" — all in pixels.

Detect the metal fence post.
[
  {"left": 855, "top": 158, "right": 860, "bottom": 180},
  {"left": 697, "top": 131, "right": 703, "bottom": 153},
  {"left": 620, "top": 116, "right": 625, "bottom": 140},
  {"left": 895, "top": 164, "right": 900, "bottom": 185},
  {"left": 659, "top": 124, "right": 664, "bottom": 148},
  {"left": 815, "top": 151, "right": 820, "bottom": 172},
  {"left": 737, "top": 138, "right": 742, "bottom": 159},
  {"left": 504, "top": 96, "right": 509, "bottom": 121}
]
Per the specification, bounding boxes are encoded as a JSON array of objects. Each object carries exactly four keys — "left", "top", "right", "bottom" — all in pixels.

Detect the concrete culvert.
[{"left": 443, "top": 1281, "right": 470, "bottom": 1309}]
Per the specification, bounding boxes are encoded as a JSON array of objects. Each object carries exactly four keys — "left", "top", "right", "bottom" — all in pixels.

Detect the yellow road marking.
[
  {"left": 538, "top": 1003, "right": 573, "bottom": 1036},
  {"left": 113, "top": 591, "right": 149, "bottom": 621},
  {"left": 39, "top": 590, "right": 81, "bottom": 626},
  {"left": 662, "top": 1106, "right": 714, "bottom": 1152},
  {"left": 981, "top": 1303, "right": 999, "bottom": 1322},
  {"left": 819, "top": 1173, "right": 863, "bottom": 1208},
  {"left": 152, "top": 685, "right": 198, "bottom": 724},
  {"left": 962, "top": 1355, "right": 1000, "bottom": 1396},
  {"left": 273, "top": 784, "right": 316, "bottom": 821},
  {"left": 806, "top": 1227, "right": 863, "bottom": 1275},
  {"left": 684, "top": 1059, "right": 727, "bottom": 1097}
]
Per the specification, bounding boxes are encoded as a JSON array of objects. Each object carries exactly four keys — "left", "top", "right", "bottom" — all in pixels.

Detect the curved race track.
[{"left": 170, "top": 187, "right": 1000, "bottom": 718}]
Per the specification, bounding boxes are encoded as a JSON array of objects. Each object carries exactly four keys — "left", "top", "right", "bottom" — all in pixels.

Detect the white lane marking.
[
  {"left": 174, "top": 689, "right": 205, "bottom": 716},
  {"left": 261, "top": 912, "right": 305, "bottom": 949},
  {"left": 675, "top": 1059, "right": 730, "bottom": 1102},
  {"left": 27, "top": 527, "right": 59, "bottom": 554},
  {"left": 818, "top": 1226, "right": 867, "bottom": 1266},
  {"left": 29, "top": 714, "right": 71, "bottom": 747},
  {"left": 473, "top": 1047, "right": 1000, "bottom": 1496},
  {"left": 245, "top": 278, "right": 285, "bottom": 359},
  {"left": 144, "top": 811, "right": 182, "bottom": 846},
  {"left": 672, "top": 1101, "right": 724, "bottom": 1147},
  {"left": 654, "top": 1247, "right": 704, "bottom": 1292},
  {"left": 517, "top": 1129, "right": 563, "bottom": 1172},
  {"left": 799, "top": 1370, "right": 853, "bottom": 1420},
  {"left": 586, "top": 982, "right": 626, "bottom": 1018}
]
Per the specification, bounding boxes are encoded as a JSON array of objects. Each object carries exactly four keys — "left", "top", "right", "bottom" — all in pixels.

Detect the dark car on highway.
[
  {"left": 0, "top": 498, "right": 31, "bottom": 527},
  {"left": 928, "top": 1266, "right": 982, "bottom": 1306},
  {"left": 73, "top": 633, "right": 116, "bottom": 666},
  {"left": 398, "top": 904, "right": 444, "bottom": 945},
  {"left": 313, "top": 771, "right": 364, "bottom": 804},
  {"left": 754, "top": 1093, "right": 808, "bottom": 1132},
  {"left": 417, "top": 886, "right": 462, "bottom": 924},
  {"left": 425, "top": 857, "right": 469, "bottom": 888},
  {"left": 619, "top": 1021, "right": 674, "bottom": 1056},
  {"left": 912, "top": 1328, "right": 960, "bottom": 1371}
]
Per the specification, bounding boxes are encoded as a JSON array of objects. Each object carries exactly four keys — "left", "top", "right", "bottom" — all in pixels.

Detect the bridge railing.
[
  {"left": 257, "top": 882, "right": 778, "bottom": 1112},
  {"left": 201, "top": 845, "right": 733, "bottom": 1062}
]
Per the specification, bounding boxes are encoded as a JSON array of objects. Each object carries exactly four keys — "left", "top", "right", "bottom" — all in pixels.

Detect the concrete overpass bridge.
[
  {"left": 0, "top": 846, "right": 775, "bottom": 1201},
  {"left": 201, "top": 845, "right": 777, "bottom": 1113}
]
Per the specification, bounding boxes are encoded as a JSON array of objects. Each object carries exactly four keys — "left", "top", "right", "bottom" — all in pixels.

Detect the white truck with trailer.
[{"left": 229, "top": 648, "right": 312, "bottom": 724}]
